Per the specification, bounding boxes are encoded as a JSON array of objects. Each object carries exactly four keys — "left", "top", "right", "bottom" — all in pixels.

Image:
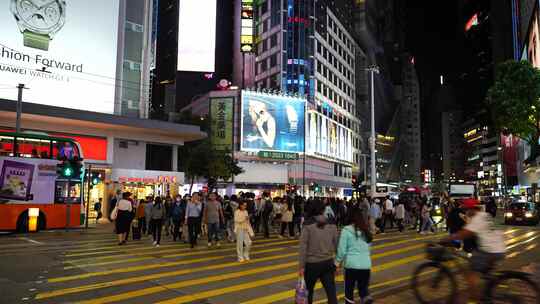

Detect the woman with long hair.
[
  {"left": 336, "top": 207, "right": 373, "bottom": 304},
  {"left": 234, "top": 201, "right": 253, "bottom": 262},
  {"left": 299, "top": 199, "right": 338, "bottom": 304},
  {"left": 280, "top": 198, "right": 295, "bottom": 238}
]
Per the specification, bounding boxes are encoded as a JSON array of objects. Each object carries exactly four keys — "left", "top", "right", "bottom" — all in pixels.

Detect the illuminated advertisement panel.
[
  {"left": 528, "top": 9, "right": 540, "bottom": 68},
  {"left": 240, "top": 0, "right": 254, "bottom": 53},
  {"left": 307, "top": 111, "right": 353, "bottom": 163},
  {"left": 0, "top": 1, "right": 120, "bottom": 114},
  {"left": 241, "top": 91, "right": 305, "bottom": 153},
  {"left": 178, "top": 0, "right": 216, "bottom": 72}
]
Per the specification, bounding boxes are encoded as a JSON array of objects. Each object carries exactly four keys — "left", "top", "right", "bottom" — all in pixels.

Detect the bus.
[{"left": 0, "top": 131, "right": 84, "bottom": 232}]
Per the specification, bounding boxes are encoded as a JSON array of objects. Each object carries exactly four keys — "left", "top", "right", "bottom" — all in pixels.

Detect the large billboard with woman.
[{"left": 240, "top": 91, "right": 305, "bottom": 153}]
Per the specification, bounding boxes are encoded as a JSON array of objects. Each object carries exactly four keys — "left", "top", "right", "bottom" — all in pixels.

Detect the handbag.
[
  {"left": 295, "top": 276, "right": 308, "bottom": 304},
  {"left": 110, "top": 207, "right": 118, "bottom": 220}
]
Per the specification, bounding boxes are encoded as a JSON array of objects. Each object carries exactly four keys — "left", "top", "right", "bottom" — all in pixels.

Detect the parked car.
[{"left": 504, "top": 201, "right": 539, "bottom": 225}]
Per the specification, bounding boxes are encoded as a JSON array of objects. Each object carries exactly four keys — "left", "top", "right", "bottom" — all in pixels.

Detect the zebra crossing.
[{"left": 2, "top": 226, "right": 537, "bottom": 304}]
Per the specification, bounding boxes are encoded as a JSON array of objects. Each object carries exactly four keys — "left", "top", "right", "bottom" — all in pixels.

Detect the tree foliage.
[{"left": 486, "top": 60, "right": 540, "bottom": 159}]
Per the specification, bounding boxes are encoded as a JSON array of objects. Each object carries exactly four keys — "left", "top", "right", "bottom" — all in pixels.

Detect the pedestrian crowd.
[{"left": 107, "top": 189, "right": 483, "bottom": 304}]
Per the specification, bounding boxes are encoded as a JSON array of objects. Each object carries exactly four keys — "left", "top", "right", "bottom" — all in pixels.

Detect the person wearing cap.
[{"left": 440, "top": 198, "right": 506, "bottom": 302}]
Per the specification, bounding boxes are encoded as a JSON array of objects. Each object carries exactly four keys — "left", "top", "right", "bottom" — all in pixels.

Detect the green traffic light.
[{"left": 63, "top": 167, "right": 73, "bottom": 177}]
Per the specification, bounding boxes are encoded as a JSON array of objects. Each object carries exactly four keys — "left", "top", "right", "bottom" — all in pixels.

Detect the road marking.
[
  {"left": 61, "top": 243, "right": 427, "bottom": 303},
  {"left": 64, "top": 238, "right": 296, "bottom": 262},
  {"left": 77, "top": 260, "right": 299, "bottom": 304},
  {"left": 48, "top": 240, "right": 298, "bottom": 283},
  {"left": 159, "top": 254, "right": 426, "bottom": 304},
  {"left": 36, "top": 248, "right": 296, "bottom": 300},
  {"left": 505, "top": 231, "right": 538, "bottom": 246},
  {"left": 63, "top": 257, "right": 154, "bottom": 270},
  {"left": 17, "top": 237, "right": 45, "bottom": 245}
]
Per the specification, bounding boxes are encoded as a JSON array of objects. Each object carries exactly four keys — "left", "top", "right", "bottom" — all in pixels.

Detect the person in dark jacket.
[
  {"left": 299, "top": 199, "right": 339, "bottom": 304},
  {"left": 171, "top": 195, "right": 186, "bottom": 242},
  {"left": 150, "top": 197, "right": 166, "bottom": 246}
]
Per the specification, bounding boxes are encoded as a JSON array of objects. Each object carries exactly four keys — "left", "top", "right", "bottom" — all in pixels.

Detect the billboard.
[
  {"left": 0, "top": 1, "right": 120, "bottom": 114},
  {"left": 210, "top": 97, "right": 234, "bottom": 150},
  {"left": 0, "top": 157, "right": 58, "bottom": 203},
  {"left": 178, "top": 0, "right": 216, "bottom": 72},
  {"left": 307, "top": 111, "right": 353, "bottom": 163},
  {"left": 241, "top": 91, "right": 305, "bottom": 153},
  {"left": 240, "top": 0, "right": 254, "bottom": 53}
]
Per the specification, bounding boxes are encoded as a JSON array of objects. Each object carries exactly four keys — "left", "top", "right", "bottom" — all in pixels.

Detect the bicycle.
[{"left": 411, "top": 243, "right": 540, "bottom": 304}]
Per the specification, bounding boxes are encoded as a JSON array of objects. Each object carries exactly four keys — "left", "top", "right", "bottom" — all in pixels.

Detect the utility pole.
[
  {"left": 16, "top": 84, "right": 25, "bottom": 133},
  {"left": 367, "top": 67, "right": 379, "bottom": 198},
  {"left": 85, "top": 165, "right": 92, "bottom": 229}
]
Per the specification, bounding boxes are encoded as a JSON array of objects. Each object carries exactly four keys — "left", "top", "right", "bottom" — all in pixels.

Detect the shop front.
[{"left": 111, "top": 169, "right": 185, "bottom": 200}]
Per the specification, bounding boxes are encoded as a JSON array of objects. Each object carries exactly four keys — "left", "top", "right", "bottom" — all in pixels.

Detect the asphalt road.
[{"left": 0, "top": 221, "right": 539, "bottom": 304}]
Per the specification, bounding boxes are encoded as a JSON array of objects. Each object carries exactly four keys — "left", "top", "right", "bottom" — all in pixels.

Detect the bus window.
[
  {"left": 52, "top": 141, "right": 80, "bottom": 160},
  {"left": 15, "top": 137, "right": 51, "bottom": 159},
  {"left": 0, "top": 136, "right": 14, "bottom": 156}
]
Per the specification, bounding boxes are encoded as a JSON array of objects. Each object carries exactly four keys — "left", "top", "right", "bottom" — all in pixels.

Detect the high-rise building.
[
  {"left": 442, "top": 111, "right": 465, "bottom": 182},
  {"left": 249, "top": 0, "right": 367, "bottom": 191}
]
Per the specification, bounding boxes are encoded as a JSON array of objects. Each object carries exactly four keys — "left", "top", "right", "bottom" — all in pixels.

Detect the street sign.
[{"left": 257, "top": 151, "right": 299, "bottom": 160}]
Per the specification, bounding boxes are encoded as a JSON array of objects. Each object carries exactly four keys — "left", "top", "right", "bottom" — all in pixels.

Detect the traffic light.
[
  {"left": 56, "top": 158, "right": 84, "bottom": 180},
  {"left": 91, "top": 173, "right": 102, "bottom": 186},
  {"left": 314, "top": 184, "right": 321, "bottom": 193},
  {"left": 352, "top": 175, "right": 359, "bottom": 189}
]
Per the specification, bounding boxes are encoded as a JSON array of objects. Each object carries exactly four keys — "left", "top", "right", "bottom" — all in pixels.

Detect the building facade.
[{"left": 249, "top": 0, "right": 367, "bottom": 192}]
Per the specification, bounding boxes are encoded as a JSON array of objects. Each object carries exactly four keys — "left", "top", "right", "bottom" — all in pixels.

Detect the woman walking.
[
  {"left": 280, "top": 199, "right": 295, "bottom": 238},
  {"left": 185, "top": 193, "right": 203, "bottom": 248},
  {"left": 234, "top": 201, "right": 253, "bottom": 262},
  {"left": 299, "top": 199, "right": 339, "bottom": 304},
  {"left": 336, "top": 207, "right": 373, "bottom": 304},
  {"left": 150, "top": 197, "right": 166, "bottom": 247},
  {"left": 115, "top": 192, "right": 133, "bottom": 245}
]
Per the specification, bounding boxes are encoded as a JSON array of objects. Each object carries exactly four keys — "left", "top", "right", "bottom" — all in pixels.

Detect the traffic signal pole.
[
  {"left": 85, "top": 164, "right": 92, "bottom": 229},
  {"left": 15, "top": 84, "right": 25, "bottom": 133}
]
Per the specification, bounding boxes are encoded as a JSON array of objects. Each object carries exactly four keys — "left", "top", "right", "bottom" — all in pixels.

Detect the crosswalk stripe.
[
  {"left": 77, "top": 261, "right": 299, "bottom": 304},
  {"left": 48, "top": 240, "right": 298, "bottom": 283},
  {"left": 63, "top": 257, "right": 154, "bottom": 270},
  {"left": 239, "top": 230, "right": 527, "bottom": 304},
  {"left": 36, "top": 249, "right": 297, "bottom": 300},
  {"left": 57, "top": 242, "right": 426, "bottom": 303},
  {"left": 158, "top": 254, "right": 426, "bottom": 304},
  {"left": 50, "top": 233, "right": 442, "bottom": 283},
  {"left": 64, "top": 239, "right": 297, "bottom": 263}
]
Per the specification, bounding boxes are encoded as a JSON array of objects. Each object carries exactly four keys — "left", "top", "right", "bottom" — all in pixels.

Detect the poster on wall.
[
  {"left": 0, "top": 157, "right": 57, "bottom": 203},
  {"left": 210, "top": 97, "right": 234, "bottom": 151},
  {"left": 241, "top": 91, "right": 305, "bottom": 153},
  {"left": 0, "top": 1, "right": 120, "bottom": 114}
]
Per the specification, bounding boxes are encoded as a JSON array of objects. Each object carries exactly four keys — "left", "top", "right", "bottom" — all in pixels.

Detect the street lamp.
[{"left": 366, "top": 66, "right": 380, "bottom": 197}]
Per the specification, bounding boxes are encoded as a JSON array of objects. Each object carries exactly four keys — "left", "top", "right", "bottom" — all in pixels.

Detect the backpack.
[{"left": 262, "top": 199, "right": 274, "bottom": 216}]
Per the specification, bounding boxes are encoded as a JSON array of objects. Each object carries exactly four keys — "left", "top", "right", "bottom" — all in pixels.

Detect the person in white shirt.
[
  {"left": 381, "top": 196, "right": 394, "bottom": 233},
  {"left": 114, "top": 192, "right": 133, "bottom": 245},
  {"left": 441, "top": 198, "right": 505, "bottom": 302}
]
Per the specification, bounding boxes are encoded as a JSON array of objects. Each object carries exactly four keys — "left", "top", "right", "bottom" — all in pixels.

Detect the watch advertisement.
[
  {"left": 0, "top": 0, "right": 120, "bottom": 114},
  {"left": 240, "top": 90, "right": 305, "bottom": 153},
  {"left": 0, "top": 157, "right": 57, "bottom": 204}
]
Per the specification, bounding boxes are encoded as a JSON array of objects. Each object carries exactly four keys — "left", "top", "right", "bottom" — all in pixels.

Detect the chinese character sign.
[{"left": 210, "top": 97, "right": 234, "bottom": 150}]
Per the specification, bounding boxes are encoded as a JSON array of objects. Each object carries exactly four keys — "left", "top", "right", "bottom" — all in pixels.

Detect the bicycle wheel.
[
  {"left": 412, "top": 262, "right": 457, "bottom": 304},
  {"left": 486, "top": 271, "right": 540, "bottom": 304}
]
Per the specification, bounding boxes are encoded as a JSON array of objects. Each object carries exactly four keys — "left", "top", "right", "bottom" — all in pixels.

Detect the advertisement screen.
[
  {"left": 528, "top": 10, "right": 540, "bottom": 68},
  {"left": 307, "top": 111, "right": 353, "bottom": 163},
  {"left": 0, "top": 157, "right": 58, "bottom": 204},
  {"left": 241, "top": 91, "right": 305, "bottom": 153},
  {"left": 0, "top": 1, "right": 120, "bottom": 114},
  {"left": 178, "top": 0, "right": 216, "bottom": 72}
]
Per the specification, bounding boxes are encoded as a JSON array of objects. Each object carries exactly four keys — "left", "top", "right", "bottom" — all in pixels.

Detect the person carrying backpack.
[
  {"left": 336, "top": 207, "right": 373, "bottom": 304},
  {"left": 223, "top": 197, "right": 236, "bottom": 242}
]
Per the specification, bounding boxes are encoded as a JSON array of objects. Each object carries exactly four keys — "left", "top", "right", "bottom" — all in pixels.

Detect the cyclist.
[{"left": 440, "top": 198, "right": 506, "bottom": 302}]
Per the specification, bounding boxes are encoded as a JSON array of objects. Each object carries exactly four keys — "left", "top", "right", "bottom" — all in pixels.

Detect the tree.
[
  {"left": 486, "top": 60, "right": 540, "bottom": 161},
  {"left": 182, "top": 139, "right": 244, "bottom": 193}
]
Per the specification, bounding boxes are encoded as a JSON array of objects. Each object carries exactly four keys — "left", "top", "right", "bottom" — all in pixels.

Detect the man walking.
[
  {"left": 381, "top": 196, "right": 394, "bottom": 233},
  {"left": 261, "top": 192, "right": 274, "bottom": 238},
  {"left": 203, "top": 192, "right": 224, "bottom": 247}
]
